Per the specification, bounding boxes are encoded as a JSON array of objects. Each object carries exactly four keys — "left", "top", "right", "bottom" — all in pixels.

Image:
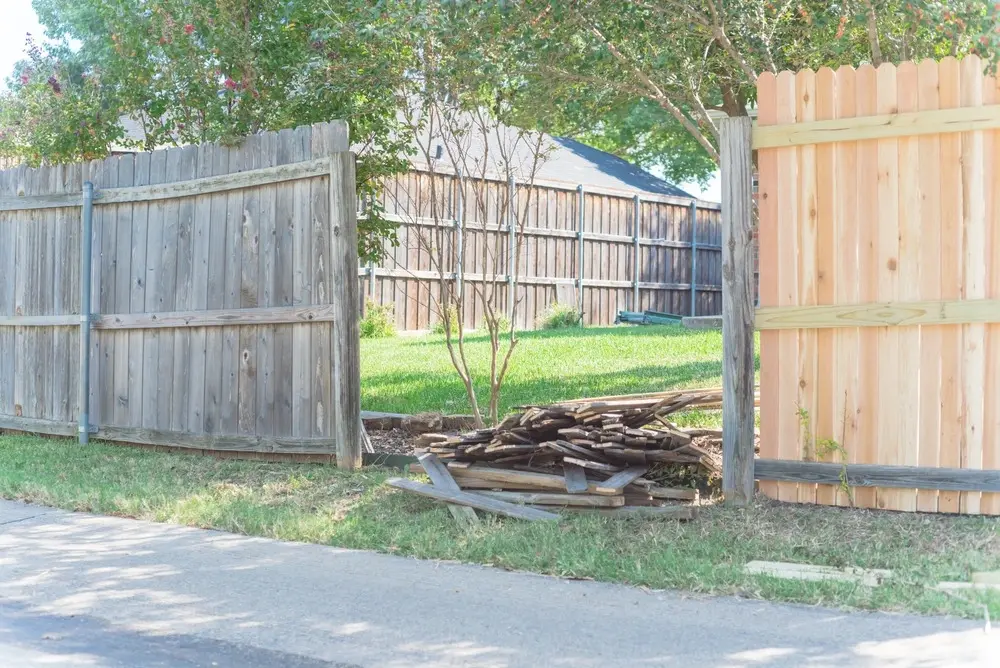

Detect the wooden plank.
[
  {"left": 93, "top": 425, "right": 336, "bottom": 453},
  {"left": 775, "top": 69, "right": 800, "bottom": 504},
  {"left": 893, "top": 62, "right": 920, "bottom": 512},
  {"left": 170, "top": 145, "right": 199, "bottom": 434},
  {"left": 960, "top": 57, "right": 987, "bottom": 515},
  {"left": 984, "top": 73, "right": 1000, "bottom": 516},
  {"left": 755, "top": 299, "right": 1000, "bottom": 329},
  {"left": 833, "top": 64, "right": 860, "bottom": 508},
  {"left": 474, "top": 490, "right": 625, "bottom": 507},
  {"left": 854, "top": 64, "right": 879, "bottom": 509},
  {"left": 756, "top": 71, "right": 779, "bottom": 502},
  {"left": 186, "top": 143, "right": 213, "bottom": 435},
  {"left": 595, "top": 465, "right": 649, "bottom": 495},
  {"left": 0, "top": 170, "right": 15, "bottom": 419},
  {"left": 719, "top": 116, "right": 756, "bottom": 506},
  {"left": 310, "top": 123, "right": 335, "bottom": 439},
  {"left": 92, "top": 157, "right": 331, "bottom": 205},
  {"left": 795, "top": 68, "right": 818, "bottom": 506},
  {"left": 387, "top": 478, "right": 560, "bottom": 521},
  {"left": 916, "top": 59, "right": 943, "bottom": 514},
  {"left": 745, "top": 561, "right": 890, "bottom": 587},
  {"left": 202, "top": 143, "right": 229, "bottom": 434},
  {"left": 813, "top": 67, "right": 838, "bottom": 507},
  {"left": 291, "top": 126, "right": 312, "bottom": 441},
  {"left": 417, "top": 453, "right": 480, "bottom": 528},
  {"left": 562, "top": 461, "right": 589, "bottom": 494},
  {"left": 97, "top": 158, "right": 120, "bottom": 429},
  {"left": 154, "top": 147, "right": 181, "bottom": 435},
  {"left": 875, "top": 62, "right": 901, "bottom": 512},
  {"left": 330, "top": 152, "right": 361, "bottom": 469},
  {"left": 112, "top": 155, "right": 136, "bottom": 428},
  {"left": 237, "top": 134, "right": 262, "bottom": 438},
  {"left": 450, "top": 466, "right": 611, "bottom": 494},
  {"left": 0, "top": 415, "right": 96, "bottom": 436},
  {"left": 755, "top": 458, "right": 1000, "bottom": 493},
  {"left": 0, "top": 192, "right": 81, "bottom": 211},
  {"left": 125, "top": 151, "right": 147, "bottom": 432},
  {"left": 140, "top": 150, "right": 164, "bottom": 432},
  {"left": 580, "top": 505, "right": 696, "bottom": 519},
  {"left": 645, "top": 485, "right": 697, "bottom": 501},
  {"left": 48, "top": 164, "right": 70, "bottom": 422},
  {"left": 256, "top": 131, "right": 277, "bottom": 438},
  {"left": 752, "top": 102, "right": 1000, "bottom": 149},
  {"left": 938, "top": 57, "right": 964, "bottom": 514},
  {"left": 0, "top": 315, "right": 79, "bottom": 327},
  {"left": 563, "top": 456, "right": 623, "bottom": 473},
  {"left": 220, "top": 143, "right": 244, "bottom": 437},
  {"left": 272, "top": 129, "right": 295, "bottom": 439}
]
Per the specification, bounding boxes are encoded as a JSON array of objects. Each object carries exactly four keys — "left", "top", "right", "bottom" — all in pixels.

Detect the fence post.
[
  {"left": 632, "top": 195, "right": 640, "bottom": 311},
  {"left": 577, "top": 184, "right": 585, "bottom": 324},
  {"left": 508, "top": 175, "right": 516, "bottom": 322},
  {"left": 720, "top": 117, "right": 756, "bottom": 506},
  {"left": 78, "top": 181, "right": 94, "bottom": 445},
  {"left": 330, "top": 153, "right": 362, "bottom": 470},
  {"left": 689, "top": 201, "right": 699, "bottom": 316}
]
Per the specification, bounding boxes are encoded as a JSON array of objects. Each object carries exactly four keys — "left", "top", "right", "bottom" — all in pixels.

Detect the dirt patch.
[{"left": 368, "top": 429, "right": 415, "bottom": 455}]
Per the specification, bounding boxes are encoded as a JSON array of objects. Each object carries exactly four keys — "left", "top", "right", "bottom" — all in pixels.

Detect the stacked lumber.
[
  {"left": 415, "top": 389, "right": 722, "bottom": 473},
  {"left": 392, "top": 390, "right": 729, "bottom": 523}
]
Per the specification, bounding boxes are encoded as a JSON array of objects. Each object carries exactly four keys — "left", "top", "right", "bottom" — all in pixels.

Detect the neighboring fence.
[
  {"left": 0, "top": 122, "right": 363, "bottom": 467},
  {"left": 746, "top": 57, "right": 1000, "bottom": 514},
  {"left": 362, "top": 166, "right": 723, "bottom": 330}
]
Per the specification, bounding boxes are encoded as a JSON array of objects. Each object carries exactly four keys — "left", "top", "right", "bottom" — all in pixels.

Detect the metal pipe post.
[
  {"left": 78, "top": 182, "right": 94, "bottom": 445},
  {"left": 576, "top": 184, "right": 585, "bottom": 325}
]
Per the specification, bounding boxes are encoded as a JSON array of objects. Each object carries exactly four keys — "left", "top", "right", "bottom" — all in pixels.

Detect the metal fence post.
[
  {"left": 632, "top": 195, "right": 641, "bottom": 311},
  {"left": 689, "top": 200, "right": 699, "bottom": 316},
  {"left": 577, "top": 184, "right": 585, "bottom": 324},
  {"left": 508, "top": 175, "right": 516, "bottom": 322},
  {"left": 78, "top": 181, "right": 94, "bottom": 445}
]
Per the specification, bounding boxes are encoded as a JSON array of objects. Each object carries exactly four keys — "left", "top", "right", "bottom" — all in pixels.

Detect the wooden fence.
[
  {"left": 734, "top": 56, "right": 1000, "bottom": 513},
  {"left": 363, "top": 166, "right": 724, "bottom": 329},
  {"left": 0, "top": 121, "right": 363, "bottom": 467}
]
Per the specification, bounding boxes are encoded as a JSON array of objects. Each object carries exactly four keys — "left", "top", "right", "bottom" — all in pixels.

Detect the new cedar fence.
[
  {"left": 0, "top": 121, "right": 363, "bottom": 468},
  {"left": 363, "top": 166, "right": 724, "bottom": 330},
  {"left": 721, "top": 56, "right": 1000, "bottom": 514}
]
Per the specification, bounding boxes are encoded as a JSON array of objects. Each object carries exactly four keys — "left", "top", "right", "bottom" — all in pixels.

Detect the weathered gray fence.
[
  {"left": 363, "top": 166, "right": 723, "bottom": 330},
  {"left": 0, "top": 122, "right": 362, "bottom": 467}
]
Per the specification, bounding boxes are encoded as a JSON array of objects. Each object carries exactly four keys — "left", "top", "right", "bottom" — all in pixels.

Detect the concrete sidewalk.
[{"left": 0, "top": 500, "right": 994, "bottom": 667}]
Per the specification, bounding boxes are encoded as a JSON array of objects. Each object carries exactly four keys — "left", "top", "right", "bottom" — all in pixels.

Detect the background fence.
[
  {"left": 0, "top": 121, "right": 362, "bottom": 466},
  {"left": 362, "top": 166, "right": 724, "bottom": 330},
  {"left": 753, "top": 57, "right": 1000, "bottom": 514}
]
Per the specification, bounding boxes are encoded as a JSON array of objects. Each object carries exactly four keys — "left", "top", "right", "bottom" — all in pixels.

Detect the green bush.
[
  {"left": 360, "top": 300, "right": 396, "bottom": 339},
  {"left": 536, "top": 302, "right": 582, "bottom": 330},
  {"left": 431, "top": 305, "right": 460, "bottom": 335}
]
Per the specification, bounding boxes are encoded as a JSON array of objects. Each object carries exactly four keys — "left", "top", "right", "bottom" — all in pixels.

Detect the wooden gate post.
[
  {"left": 720, "top": 117, "right": 756, "bottom": 505},
  {"left": 330, "top": 152, "right": 362, "bottom": 469}
]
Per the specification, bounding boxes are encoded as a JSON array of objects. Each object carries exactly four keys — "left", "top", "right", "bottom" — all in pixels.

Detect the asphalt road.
[{"left": 0, "top": 499, "right": 995, "bottom": 667}]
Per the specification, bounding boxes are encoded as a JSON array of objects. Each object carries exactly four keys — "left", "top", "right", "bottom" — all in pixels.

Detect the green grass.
[
  {"left": 361, "top": 325, "right": 755, "bottom": 418},
  {"left": 2, "top": 434, "right": 998, "bottom": 619}
]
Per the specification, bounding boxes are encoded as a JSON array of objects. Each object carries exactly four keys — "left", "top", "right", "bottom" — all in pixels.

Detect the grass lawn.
[
  {"left": 361, "top": 325, "right": 756, "bottom": 420},
  {"left": 2, "top": 434, "right": 999, "bottom": 620}
]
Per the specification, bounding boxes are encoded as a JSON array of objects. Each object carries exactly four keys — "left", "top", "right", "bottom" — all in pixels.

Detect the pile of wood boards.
[
  {"left": 414, "top": 389, "right": 723, "bottom": 473},
  {"left": 387, "top": 389, "right": 735, "bottom": 523}
]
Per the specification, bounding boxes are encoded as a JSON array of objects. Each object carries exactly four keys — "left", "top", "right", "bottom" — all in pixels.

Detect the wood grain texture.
[
  {"left": 330, "top": 152, "right": 361, "bottom": 469},
  {"left": 562, "top": 461, "right": 589, "bottom": 494},
  {"left": 720, "top": 117, "right": 756, "bottom": 506},
  {"left": 418, "top": 452, "right": 480, "bottom": 528},
  {"left": 755, "top": 299, "right": 1000, "bottom": 329},
  {"left": 983, "top": 75, "right": 1000, "bottom": 515},
  {"left": 474, "top": 490, "right": 625, "bottom": 507},
  {"left": 595, "top": 465, "right": 649, "bottom": 495},
  {"left": 753, "top": 101, "right": 1000, "bottom": 149},
  {"left": 387, "top": 478, "right": 560, "bottom": 521},
  {"left": 756, "top": 71, "right": 780, "bottom": 502},
  {"left": 755, "top": 459, "right": 1000, "bottom": 492}
]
